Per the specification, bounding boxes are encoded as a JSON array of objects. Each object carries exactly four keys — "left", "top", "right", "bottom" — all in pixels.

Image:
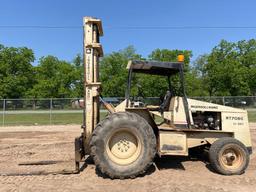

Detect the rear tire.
[
  {"left": 90, "top": 112, "right": 156, "bottom": 179},
  {"left": 209, "top": 138, "right": 249, "bottom": 175}
]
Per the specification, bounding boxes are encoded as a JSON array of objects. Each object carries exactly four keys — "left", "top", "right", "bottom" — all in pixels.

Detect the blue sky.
[{"left": 0, "top": 0, "right": 256, "bottom": 64}]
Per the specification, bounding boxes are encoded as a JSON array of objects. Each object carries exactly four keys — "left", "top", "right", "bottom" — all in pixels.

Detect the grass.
[
  {"left": 0, "top": 111, "right": 109, "bottom": 126},
  {"left": 0, "top": 110, "right": 255, "bottom": 126},
  {"left": 248, "top": 110, "right": 256, "bottom": 122}
]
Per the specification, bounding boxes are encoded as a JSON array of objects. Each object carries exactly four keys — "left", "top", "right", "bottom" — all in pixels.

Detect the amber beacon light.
[{"left": 177, "top": 54, "right": 185, "bottom": 62}]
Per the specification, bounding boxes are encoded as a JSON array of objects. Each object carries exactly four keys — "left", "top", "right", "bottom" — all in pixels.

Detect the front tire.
[
  {"left": 209, "top": 138, "right": 249, "bottom": 175},
  {"left": 90, "top": 112, "right": 156, "bottom": 179}
]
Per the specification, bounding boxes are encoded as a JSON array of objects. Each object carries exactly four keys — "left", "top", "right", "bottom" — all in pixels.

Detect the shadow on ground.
[{"left": 92, "top": 149, "right": 214, "bottom": 179}]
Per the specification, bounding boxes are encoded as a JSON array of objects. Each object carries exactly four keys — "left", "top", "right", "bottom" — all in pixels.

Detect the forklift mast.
[{"left": 82, "top": 17, "right": 103, "bottom": 153}]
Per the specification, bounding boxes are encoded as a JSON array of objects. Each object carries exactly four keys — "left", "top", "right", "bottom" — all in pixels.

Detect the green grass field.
[
  {"left": 248, "top": 110, "right": 256, "bottom": 122},
  {"left": 0, "top": 110, "right": 255, "bottom": 126},
  {"left": 0, "top": 111, "right": 109, "bottom": 126}
]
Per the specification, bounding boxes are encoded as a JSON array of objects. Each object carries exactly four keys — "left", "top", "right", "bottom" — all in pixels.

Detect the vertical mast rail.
[{"left": 83, "top": 17, "right": 103, "bottom": 153}]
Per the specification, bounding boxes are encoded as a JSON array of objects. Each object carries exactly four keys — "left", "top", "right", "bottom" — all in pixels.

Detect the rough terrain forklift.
[{"left": 75, "top": 17, "right": 252, "bottom": 179}]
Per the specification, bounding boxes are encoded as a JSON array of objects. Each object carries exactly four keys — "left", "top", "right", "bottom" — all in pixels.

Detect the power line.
[
  {"left": 107, "top": 26, "right": 256, "bottom": 30},
  {"left": 1, "top": 25, "right": 256, "bottom": 30},
  {"left": 0, "top": 25, "right": 82, "bottom": 29}
]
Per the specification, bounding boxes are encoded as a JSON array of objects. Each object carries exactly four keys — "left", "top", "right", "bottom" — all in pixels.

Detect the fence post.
[
  {"left": 2, "top": 99, "right": 5, "bottom": 126},
  {"left": 50, "top": 98, "right": 53, "bottom": 125},
  {"left": 222, "top": 96, "right": 225, "bottom": 106}
]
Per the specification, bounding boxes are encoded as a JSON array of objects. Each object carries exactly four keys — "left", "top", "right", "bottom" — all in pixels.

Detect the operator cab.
[{"left": 125, "top": 59, "right": 191, "bottom": 128}]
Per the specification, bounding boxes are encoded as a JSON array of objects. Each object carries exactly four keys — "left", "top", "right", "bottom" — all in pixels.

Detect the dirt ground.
[{"left": 0, "top": 124, "right": 255, "bottom": 192}]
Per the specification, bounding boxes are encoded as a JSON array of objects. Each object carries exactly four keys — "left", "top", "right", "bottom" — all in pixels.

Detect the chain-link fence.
[
  {"left": 0, "top": 96, "right": 256, "bottom": 126},
  {"left": 191, "top": 96, "right": 256, "bottom": 108},
  {"left": 0, "top": 98, "right": 83, "bottom": 126}
]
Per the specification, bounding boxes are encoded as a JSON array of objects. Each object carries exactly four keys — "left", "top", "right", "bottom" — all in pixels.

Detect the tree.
[
  {"left": 191, "top": 54, "right": 212, "bottom": 96},
  {"left": 100, "top": 47, "right": 199, "bottom": 98},
  {"left": 100, "top": 46, "right": 142, "bottom": 97},
  {"left": 237, "top": 39, "right": 256, "bottom": 95},
  {"left": 72, "top": 54, "right": 84, "bottom": 97},
  {"left": 137, "top": 49, "right": 193, "bottom": 97},
  {"left": 27, "top": 56, "right": 79, "bottom": 98},
  {"left": 0, "top": 44, "right": 35, "bottom": 98},
  {"left": 194, "top": 39, "right": 256, "bottom": 96},
  {"left": 2, "top": 38, "right": 255, "bottom": 100}
]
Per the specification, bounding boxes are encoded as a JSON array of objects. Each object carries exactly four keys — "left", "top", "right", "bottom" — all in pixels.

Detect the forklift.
[{"left": 75, "top": 17, "right": 252, "bottom": 179}]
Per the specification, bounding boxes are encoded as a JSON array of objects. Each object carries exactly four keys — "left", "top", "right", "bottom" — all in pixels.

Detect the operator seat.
[{"left": 159, "top": 90, "right": 172, "bottom": 113}]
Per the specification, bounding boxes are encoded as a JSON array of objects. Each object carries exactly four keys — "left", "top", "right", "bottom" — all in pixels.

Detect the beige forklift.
[{"left": 75, "top": 17, "right": 252, "bottom": 179}]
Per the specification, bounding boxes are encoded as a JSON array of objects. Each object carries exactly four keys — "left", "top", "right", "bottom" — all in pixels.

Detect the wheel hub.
[
  {"left": 224, "top": 152, "right": 236, "bottom": 165},
  {"left": 117, "top": 139, "right": 130, "bottom": 152},
  {"left": 106, "top": 129, "right": 142, "bottom": 165},
  {"left": 220, "top": 148, "right": 243, "bottom": 169}
]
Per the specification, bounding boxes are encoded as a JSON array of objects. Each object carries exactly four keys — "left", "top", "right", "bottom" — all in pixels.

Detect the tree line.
[{"left": 0, "top": 39, "right": 255, "bottom": 99}]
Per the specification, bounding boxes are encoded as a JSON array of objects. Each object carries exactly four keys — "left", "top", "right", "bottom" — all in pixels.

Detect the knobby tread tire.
[{"left": 90, "top": 112, "right": 156, "bottom": 179}]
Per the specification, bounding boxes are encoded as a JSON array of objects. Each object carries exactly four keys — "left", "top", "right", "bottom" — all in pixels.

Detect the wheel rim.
[
  {"left": 219, "top": 145, "right": 244, "bottom": 171},
  {"left": 106, "top": 128, "right": 142, "bottom": 165}
]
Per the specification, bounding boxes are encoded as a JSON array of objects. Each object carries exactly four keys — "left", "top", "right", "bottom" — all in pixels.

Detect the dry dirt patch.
[{"left": 0, "top": 124, "right": 255, "bottom": 192}]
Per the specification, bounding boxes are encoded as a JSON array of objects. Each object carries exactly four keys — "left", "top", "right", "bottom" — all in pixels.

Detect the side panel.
[
  {"left": 222, "top": 112, "right": 252, "bottom": 147},
  {"left": 186, "top": 130, "right": 233, "bottom": 147},
  {"left": 159, "top": 131, "right": 188, "bottom": 156},
  {"left": 158, "top": 129, "right": 234, "bottom": 156}
]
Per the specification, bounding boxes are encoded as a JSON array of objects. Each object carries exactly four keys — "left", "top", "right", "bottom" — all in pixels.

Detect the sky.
[{"left": 0, "top": 0, "right": 256, "bottom": 65}]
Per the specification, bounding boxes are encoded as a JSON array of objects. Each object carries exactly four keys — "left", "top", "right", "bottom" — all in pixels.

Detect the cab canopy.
[{"left": 127, "top": 60, "right": 183, "bottom": 76}]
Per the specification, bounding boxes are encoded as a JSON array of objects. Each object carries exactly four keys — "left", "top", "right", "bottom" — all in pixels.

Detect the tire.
[
  {"left": 90, "top": 112, "right": 156, "bottom": 179},
  {"left": 209, "top": 137, "right": 249, "bottom": 175}
]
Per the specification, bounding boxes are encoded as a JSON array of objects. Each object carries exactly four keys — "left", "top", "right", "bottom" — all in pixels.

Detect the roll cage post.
[{"left": 125, "top": 68, "right": 133, "bottom": 107}]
